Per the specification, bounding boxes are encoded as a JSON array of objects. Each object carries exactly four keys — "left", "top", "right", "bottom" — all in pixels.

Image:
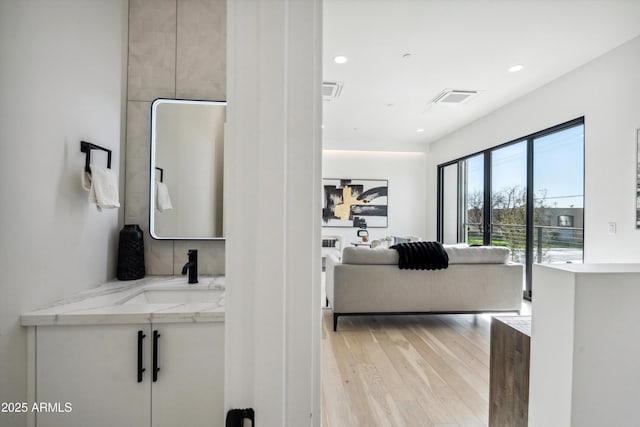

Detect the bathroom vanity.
[{"left": 21, "top": 276, "right": 225, "bottom": 427}]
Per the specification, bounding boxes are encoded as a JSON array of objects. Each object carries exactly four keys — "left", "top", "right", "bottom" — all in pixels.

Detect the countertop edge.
[{"left": 21, "top": 276, "right": 225, "bottom": 326}]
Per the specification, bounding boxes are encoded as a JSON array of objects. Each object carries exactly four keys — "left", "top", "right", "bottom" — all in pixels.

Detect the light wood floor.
[{"left": 321, "top": 309, "right": 503, "bottom": 427}]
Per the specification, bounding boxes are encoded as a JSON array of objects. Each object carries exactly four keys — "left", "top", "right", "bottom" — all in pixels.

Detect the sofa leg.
[
  {"left": 326, "top": 297, "right": 329, "bottom": 308},
  {"left": 333, "top": 314, "right": 339, "bottom": 332}
]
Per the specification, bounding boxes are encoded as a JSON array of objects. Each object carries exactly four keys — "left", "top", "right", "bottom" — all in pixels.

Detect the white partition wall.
[
  {"left": 225, "top": 0, "right": 322, "bottom": 426},
  {"left": 530, "top": 263, "right": 640, "bottom": 427}
]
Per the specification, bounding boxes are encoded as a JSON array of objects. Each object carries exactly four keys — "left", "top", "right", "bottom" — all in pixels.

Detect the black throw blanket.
[{"left": 390, "top": 241, "right": 449, "bottom": 270}]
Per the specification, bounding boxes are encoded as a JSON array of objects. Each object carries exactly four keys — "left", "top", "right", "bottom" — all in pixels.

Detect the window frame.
[{"left": 436, "top": 117, "right": 585, "bottom": 299}]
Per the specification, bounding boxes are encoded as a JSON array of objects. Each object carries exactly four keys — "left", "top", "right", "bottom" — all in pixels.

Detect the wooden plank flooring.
[{"left": 321, "top": 309, "right": 500, "bottom": 427}]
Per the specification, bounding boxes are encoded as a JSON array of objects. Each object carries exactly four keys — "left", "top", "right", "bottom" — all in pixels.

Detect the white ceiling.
[{"left": 322, "top": 0, "right": 640, "bottom": 150}]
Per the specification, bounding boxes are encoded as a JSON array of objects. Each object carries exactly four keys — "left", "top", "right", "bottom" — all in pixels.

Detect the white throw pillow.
[
  {"left": 342, "top": 247, "right": 398, "bottom": 264},
  {"left": 370, "top": 238, "right": 392, "bottom": 249}
]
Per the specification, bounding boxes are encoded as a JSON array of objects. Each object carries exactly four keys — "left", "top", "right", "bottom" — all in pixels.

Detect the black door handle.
[
  {"left": 226, "top": 408, "right": 254, "bottom": 426},
  {"left": 153, "top": 330, "right": 161, "bottom": 382},
  {"left": 137, "top": 330, "right": 146, "bottom": 383}
]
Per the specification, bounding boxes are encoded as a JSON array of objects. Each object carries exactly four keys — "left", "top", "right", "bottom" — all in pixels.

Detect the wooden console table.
[{"left": 489, "top": 315, "right": 531, "bottom": 427}]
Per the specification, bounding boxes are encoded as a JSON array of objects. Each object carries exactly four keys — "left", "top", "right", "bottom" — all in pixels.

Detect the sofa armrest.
[{"left": 325, "top": 253, "right": 340, "bottom": 307}]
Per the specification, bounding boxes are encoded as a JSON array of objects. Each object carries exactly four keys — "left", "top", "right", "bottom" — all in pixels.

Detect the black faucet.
[{"left": 181, "top": 249, "right": 198, "bottom": 284}]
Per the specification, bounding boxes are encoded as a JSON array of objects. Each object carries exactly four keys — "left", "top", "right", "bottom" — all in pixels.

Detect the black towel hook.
[
  {"left": 155, "top": 167, "right": 164, "bottom": 183},
  {"left": 80, "top": 141, "right": 112, "bottom": 173}
]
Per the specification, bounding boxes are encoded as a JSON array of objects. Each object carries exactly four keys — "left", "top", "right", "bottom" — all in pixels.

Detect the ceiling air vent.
[
  {"left": 323, "top": 81, "right": 343, "bottom": 101},
  {"left": 432, "top": 89, "right": 478, "bottom": 105}
]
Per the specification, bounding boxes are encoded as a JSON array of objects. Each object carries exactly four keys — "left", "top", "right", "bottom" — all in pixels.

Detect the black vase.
[{"left": 117, "top": 224, "right": 145, "bottom": 280}]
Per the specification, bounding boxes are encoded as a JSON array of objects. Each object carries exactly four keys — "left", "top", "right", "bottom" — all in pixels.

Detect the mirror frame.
[{"left": 149, "top": 98, "right": 226, "bottom": 240}]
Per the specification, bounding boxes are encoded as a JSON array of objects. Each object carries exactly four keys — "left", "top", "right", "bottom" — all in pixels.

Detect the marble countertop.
[{"left": 21, "top": 276, "right": 225, "bottom": 326}]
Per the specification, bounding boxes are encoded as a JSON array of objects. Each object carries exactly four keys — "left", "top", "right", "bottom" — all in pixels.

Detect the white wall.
[
  {"left": 427, "top": 36, "right": 640, "bottom": 262},
  {"left": 0, "top": 2, "right": 127, "bottom": 426},
  {"left": 322, "top": 150, "right": 427, "bottom": 244}
]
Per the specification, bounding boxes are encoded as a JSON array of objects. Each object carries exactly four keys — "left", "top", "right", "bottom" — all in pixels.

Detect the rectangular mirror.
[{"left": 150, "top": 99, "right": 226, "bottom": 239}]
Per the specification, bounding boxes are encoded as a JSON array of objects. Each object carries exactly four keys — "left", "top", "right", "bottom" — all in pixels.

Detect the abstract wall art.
[{"left": 322, "top": 178, "right": 388, "bottom": 227}]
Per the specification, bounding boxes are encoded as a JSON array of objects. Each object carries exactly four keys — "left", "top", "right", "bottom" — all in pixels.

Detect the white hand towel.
[
  {"left": 156, "top": 181, "right": 173, "bottom": 212},
  {"left": 81, "top": 170, "right": 92, "bottom": 191},
  {"left": 85, "top": 165, "right": 120, "bottom": 211}
]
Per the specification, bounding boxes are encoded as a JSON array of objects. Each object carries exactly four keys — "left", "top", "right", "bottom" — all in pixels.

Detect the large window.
[
  {"left": 437, "top": 118, "right": 584, "bottom": 298},
  {"left": 532, "top": 125, "right": 584, "bottom": 266},
  {"left": 491, "top": 141, "right": 527, "bottom": 262}
]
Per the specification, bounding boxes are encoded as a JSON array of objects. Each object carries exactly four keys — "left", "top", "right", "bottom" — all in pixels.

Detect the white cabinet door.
[
  {"left": 151, "top": 323, "right": 225, "bottom": 427},
  {"left": 36, "top": 324, "right": 151, "bottom": 427}
]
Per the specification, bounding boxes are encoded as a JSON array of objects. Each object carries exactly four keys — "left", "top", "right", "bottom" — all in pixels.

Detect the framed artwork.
[
  {"left": 322, "top": 178, "right": 388, "bottom": 227},
  {"left": 637, "top": 129, "right": 640, "bottom": 228}
]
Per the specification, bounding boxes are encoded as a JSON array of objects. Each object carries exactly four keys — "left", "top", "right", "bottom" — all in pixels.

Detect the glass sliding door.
[
  {"left": 461, "top": 154, "right": 484, "bottom": 245},
  {"left": 440, "top": 163, "right": 460, "bottom": 244},
  {"left": 533, "top": 124, "right": 584, "bottom": 264},
  {"left": 490, "top": 141, "right": 527, "bottom": 264},
  {"left": 437, "top": 117, "right": 584, "bottom": 298}
]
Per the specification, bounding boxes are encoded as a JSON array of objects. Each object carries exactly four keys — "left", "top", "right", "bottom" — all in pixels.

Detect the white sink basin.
[{"left": 122, "top": 289, "right": 224, "bottom": 305}]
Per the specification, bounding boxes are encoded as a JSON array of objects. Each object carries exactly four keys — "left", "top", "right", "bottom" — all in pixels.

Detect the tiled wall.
[{"left": 125, "top": 0, "right": 226, "bottom": 275}]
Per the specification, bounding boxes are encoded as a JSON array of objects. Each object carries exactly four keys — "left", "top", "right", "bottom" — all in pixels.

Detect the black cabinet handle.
[
  {"left": 153, "top": 330, "right": 161, "bottom": 382},
  {"left": 137, "top": 330, "right": 146, "bottom": 383}
]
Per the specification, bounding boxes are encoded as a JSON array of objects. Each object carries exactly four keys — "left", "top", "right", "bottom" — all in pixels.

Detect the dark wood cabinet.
[{"left": 489, "top": 316, "right": 531, "bottom": 427}]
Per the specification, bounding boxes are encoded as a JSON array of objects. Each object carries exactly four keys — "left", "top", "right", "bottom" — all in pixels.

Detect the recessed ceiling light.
[
  {"left": 334, "top": 56, "right": 348, "bottom": 64},
  {"left": 416, "top": 128, "right": 425, "bottom": 133},
  {"left": 508, "top": 64, "right": 524, "bottom": 73}
]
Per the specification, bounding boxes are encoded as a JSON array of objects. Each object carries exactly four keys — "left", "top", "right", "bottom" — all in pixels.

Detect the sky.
[{"left": 466, "top": 124, "right": 584, "bottom": 208}]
